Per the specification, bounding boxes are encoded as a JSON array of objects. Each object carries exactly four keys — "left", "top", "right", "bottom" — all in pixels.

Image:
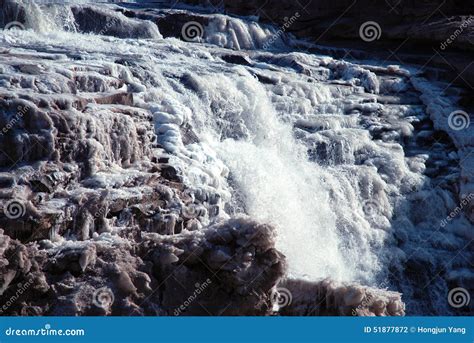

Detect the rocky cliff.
[
  {"left": 175, "top": 0, "right": 474, "bottom": 87},
  {"left": 1, "top": 0, "right": 471, "bottom": 317}
]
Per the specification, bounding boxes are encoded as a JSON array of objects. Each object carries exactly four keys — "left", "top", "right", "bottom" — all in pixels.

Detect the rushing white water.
[
  {"left": 1, "top": 0, "right": 472, "bottom": 314},
  {"left": 188, "top": 72, "right": 354, "bottom": 280}
]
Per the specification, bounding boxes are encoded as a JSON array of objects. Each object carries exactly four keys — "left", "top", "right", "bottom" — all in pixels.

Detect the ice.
[
  {"left": 0, "top": 0, "right": 472, "bottom": 315},
  {"left": 204, "top": 14, "right": 285, "bottom": 50}
]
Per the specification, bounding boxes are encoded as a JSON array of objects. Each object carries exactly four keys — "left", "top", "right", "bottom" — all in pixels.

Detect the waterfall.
[{"left": 0, "top": 0, "right": 471, "bottom": 315}]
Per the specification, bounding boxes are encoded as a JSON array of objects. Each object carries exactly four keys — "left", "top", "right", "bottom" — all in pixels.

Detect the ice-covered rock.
[
  {"left": 279, "top": 278, "right": 405, "bottom": 316},
  {"left": 0, "top": 217, "right": 286, "bottom": 315},
  {"left": 0, "top": 0, "right": 471, "bottom": 316}
]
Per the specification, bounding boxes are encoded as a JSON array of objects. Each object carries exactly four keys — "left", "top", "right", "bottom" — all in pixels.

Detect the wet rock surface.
[
  {"left": 0, "top": 35, "right": 407, "bottom": 316},
  {"left": 0, "top": 0, "right": 472, "bottom": 316},
  {"left": 0, "top": 218, "right": 286, "bottom": 315},
  {"left": 176, "top": 0, "right": 473, "bottom": 50},
  {"left": 176, "top": 0, "right": 474, "bottom": 87},
  {"left": 280, "top": 279, "right": 404, "bottom": 316}
]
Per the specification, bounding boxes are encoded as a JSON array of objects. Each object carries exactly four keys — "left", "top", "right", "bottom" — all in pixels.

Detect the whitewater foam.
[{"left": 0, "top": 0, "right": 472, "bottom": 314}]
